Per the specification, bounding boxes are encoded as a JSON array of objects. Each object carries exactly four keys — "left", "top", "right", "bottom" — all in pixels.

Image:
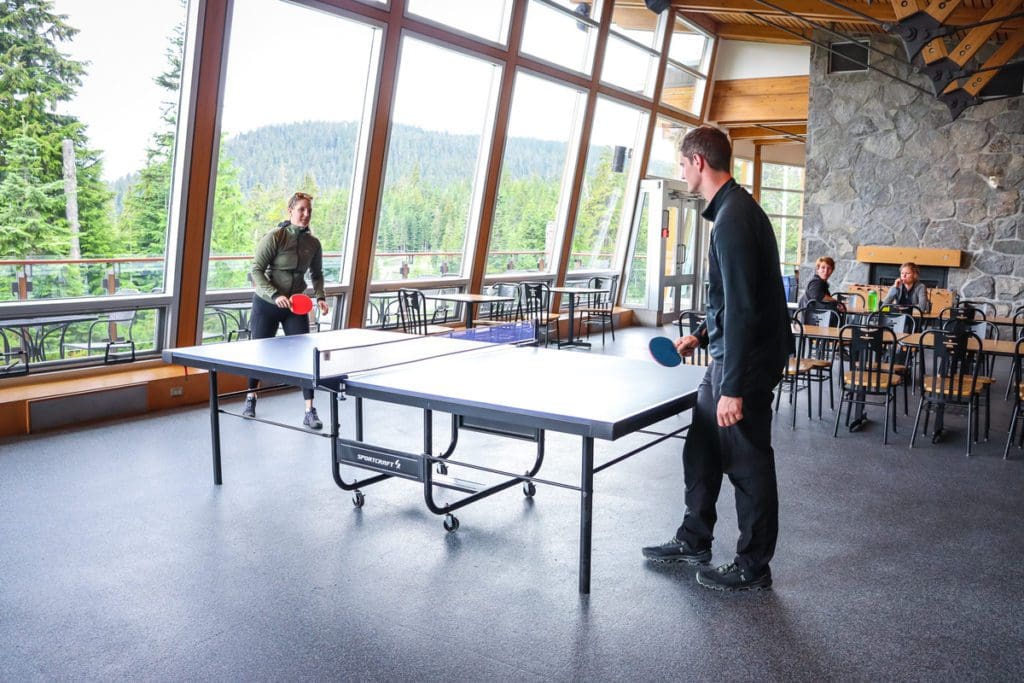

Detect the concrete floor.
[{"left": 2, "top": 325, "right": 1023, "bottom": 680}]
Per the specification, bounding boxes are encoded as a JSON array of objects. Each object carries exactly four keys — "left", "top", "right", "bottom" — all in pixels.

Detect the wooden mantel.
[{"left": 856, "top": 245, "right": 964, "bottom": 268}]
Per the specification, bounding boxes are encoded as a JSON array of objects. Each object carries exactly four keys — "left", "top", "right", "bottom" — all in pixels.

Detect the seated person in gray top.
[{"left": 883, "top": 261, "right": 928, "bottom": 313}]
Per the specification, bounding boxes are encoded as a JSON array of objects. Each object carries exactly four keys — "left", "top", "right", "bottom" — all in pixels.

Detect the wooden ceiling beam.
[
  {"left": 948, "top": 0, "right": 1023, "bottom": 67},
  {"left": 727, "top": 124, "right": 807, "bottom": 138},
  {"left": 963, "top": 28, "right": 1024, "bottom": 95},
  {"left": 670, "top": 0, "right": 1015, "bottom": 29},
  {"left": 715, "top": 22, "right": 811, "bottom": 43}
]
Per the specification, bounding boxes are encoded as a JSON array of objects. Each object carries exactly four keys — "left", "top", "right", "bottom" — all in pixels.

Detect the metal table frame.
[{"left": 164, "top": 330, "right": 702, "bottom": 594}]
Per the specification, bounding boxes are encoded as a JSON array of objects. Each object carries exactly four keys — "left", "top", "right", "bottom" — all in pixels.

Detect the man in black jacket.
[{"left": 642, "top": 126, "right": 793, "bottom": 592}]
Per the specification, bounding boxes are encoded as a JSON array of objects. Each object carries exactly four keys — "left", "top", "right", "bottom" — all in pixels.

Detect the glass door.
[{"left": 624, "top": 178, "right": 706, "bottom": 325}]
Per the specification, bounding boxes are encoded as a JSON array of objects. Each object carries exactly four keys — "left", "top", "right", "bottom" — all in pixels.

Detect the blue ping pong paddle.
[{"left": 649, "top": 336, "right": 683, "bottom": 367}]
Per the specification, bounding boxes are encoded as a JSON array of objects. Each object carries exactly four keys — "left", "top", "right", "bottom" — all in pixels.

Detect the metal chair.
[
  {"left": 775, "top": 318, "right": 815, "bottom": 429},
  {"left": 910, "top": 329, "right": 987, "bottom": 456},
  {"left": 580, "top": 275, "right": 618, "bottom": 345},
  {"left": 396, "top": 289, "right": 450, "bottom": 336},
  {"left": 937, "top": 304, "right": 986, "bottom": 324},
  {"left": 796, "top": 306, "right": 841, "bottom": 412},
  {"left": 475, "top": 283, "right": 519, "bottom": 326},
  {"left": 1007, "top": 308, "right": 1024, "bottom": 399},
  {"left": 834, "top": 324, "right": 902, "bottom": 443},
  {"left": 879, "top": 303, "right": 924, "bottom": 331},
  {"left": 676, "top": 310, "right": 708, "bottom": 366},
  {"left": 1005, "top": 337, "right": 1024, "bottom": 459},
  {"left": 517, "top": 282, "right": 558, "bottom": 347},
  {"left": 63, "top": 309, "right": 138, "bottom": 363},
  {"left": 867, "top": 310, "right": 914, "bottom": 411},
  {"left": 1, "top": 328, "right": 29, "bottom": 376}
]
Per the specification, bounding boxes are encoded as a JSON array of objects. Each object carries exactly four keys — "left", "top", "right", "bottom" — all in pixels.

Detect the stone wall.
[{"left": 802, "top": 35, "right": 1023, "bottom": 314}]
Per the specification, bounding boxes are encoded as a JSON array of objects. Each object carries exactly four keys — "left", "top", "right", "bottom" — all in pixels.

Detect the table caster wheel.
[
  {"left": 443, "top": 514, "right": 459, "bottom": 532},
  {"left": 523, "top": 481, "right": 536, "bottom": 497},
  {"left": 436, "top": 462, "right": 448, "bottom": 475},
  {"left": 352, "top": 491, "right": 365, "bottom": 508}
]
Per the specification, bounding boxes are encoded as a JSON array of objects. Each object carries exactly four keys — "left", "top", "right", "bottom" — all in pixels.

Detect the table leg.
[
  {"left": 209, "top": 370, "right": 223, "bottom": 485},
  {"left": 578, "top": 436, "right": 594, "bottom": 594}
]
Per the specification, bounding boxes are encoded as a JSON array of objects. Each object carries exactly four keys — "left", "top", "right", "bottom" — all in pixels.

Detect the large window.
[
  {"left": 733, "top": 157, "right": 754, "bottom": 193},
  {"left": 601, "top": 3, "right": 661, "bottom": 96},
  {"left": 761, "top": 162, "right": 805, "bottom": 272},
  {"left": 0, "top": 0, "right": 188, "bottom": 368},
  {"left": 569, "top": 97, "right": 647, "bottom": 273},
  {"left": 660, "top": 16, "right": 713, "bottom": 116},
  {"left": 520, "top": 0, "right": 601, "bottom": 76},
  {"left": 374, "top": 37, "right": 502, "bottom": 282},
  {"left": 1, "top": 0, "right": 187, "bottom": 303},
  {"left": 209, "top": 0, "right": 381, "bottom": 294},
  {"left": 406, "top": 0, "right": 514, "bottom": 45},
  {"left": 647, "top": 117, "right": 691, "bottom": 180},
  {"left": 487, "top": 72, "right": 586, "bottom": 277}
]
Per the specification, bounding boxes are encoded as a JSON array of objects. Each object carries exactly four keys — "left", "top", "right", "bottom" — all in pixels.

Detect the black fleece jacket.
[{"left": 695, "top": 179, "right": 794, "bottom": 396}]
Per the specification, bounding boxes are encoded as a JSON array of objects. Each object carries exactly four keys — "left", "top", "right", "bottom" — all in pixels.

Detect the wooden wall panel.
[
  {"left": 707, "top": 75, "right": 808, "bottom": 124},
  {"left": 856, "top": 245, "right": 964, "bottom": 268}
]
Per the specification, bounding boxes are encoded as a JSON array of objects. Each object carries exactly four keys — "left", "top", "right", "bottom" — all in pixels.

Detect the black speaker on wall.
[{"left": 644, "top": 0, "right": 672, "bottom": 13}]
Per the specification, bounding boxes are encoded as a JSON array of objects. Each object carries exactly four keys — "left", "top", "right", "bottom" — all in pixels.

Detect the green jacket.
[{"left": 250, "top": 222, "right": 325, "bottom": 304}]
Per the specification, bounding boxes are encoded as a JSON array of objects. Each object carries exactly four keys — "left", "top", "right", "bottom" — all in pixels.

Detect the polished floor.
[{"left": 2, "top": 325, "right": 1023, "bottom": 681}]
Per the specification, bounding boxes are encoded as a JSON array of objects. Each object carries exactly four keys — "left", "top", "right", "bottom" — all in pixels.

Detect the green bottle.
[{"left": 867, "top": 289, "right": 879, "bottom": 311}]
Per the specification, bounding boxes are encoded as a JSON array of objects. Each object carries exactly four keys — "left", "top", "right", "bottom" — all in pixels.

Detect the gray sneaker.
[
  {"left": 696, "top": 562, "right": 772, "bottom": 592},
  {"left": 242, "top": 395, "right": 256, "bottom": 418},
  {"left": 641, "top": 537, "right": 712, "bottom": 564},
  {"left": 303, "top": 408, "right": 322, "bottom": 430}
]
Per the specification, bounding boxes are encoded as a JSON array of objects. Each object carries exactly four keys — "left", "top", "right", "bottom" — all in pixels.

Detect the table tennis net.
[
  {"left": 444, "top": 321, "right": 537, "bottom": 345},
  {"left": 311, "top": 322, "right": 536, "bottom": 381}
]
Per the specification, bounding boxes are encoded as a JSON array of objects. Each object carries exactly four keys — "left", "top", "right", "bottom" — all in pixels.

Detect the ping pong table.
[{"left": 162, "top": 327, "right": 703, "bottom": 593}]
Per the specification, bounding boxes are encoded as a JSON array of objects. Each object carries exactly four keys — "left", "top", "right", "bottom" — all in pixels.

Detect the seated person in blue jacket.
[
  {"left": 801, "top": 256, "right": 845, "bottom": 312},
  {"left": 883, "top": 261, "right": 928, "bottom": 313}
]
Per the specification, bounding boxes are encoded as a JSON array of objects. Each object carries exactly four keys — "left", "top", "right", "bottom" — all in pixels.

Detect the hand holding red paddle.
[{"left": 290, "top": 293, "right": 313, "bottom": 315}]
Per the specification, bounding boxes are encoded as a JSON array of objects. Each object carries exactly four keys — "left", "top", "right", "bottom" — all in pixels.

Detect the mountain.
[{"left": 221, "top": 121, "right": 571, "bottom": 195}]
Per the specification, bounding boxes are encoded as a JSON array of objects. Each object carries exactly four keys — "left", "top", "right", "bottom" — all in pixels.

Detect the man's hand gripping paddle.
[{"left": 648, "top": 336, "right": 683, "bottom": 367}]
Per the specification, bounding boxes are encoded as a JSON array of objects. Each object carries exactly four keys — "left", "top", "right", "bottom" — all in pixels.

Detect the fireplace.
[
  {"left": 869, "top": 263, "right": 948, "bottom": 289},
  {"left": 856, "top": 245, "right": 962, "bottom": 291}
]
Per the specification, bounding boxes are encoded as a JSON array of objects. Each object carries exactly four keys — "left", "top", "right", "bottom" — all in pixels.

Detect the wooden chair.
[
  {"left": 879, "top": 303, "right": 924, "bottom": 332},
  {"left": 396, "top": 289, "right": 452, "bottom": 336},
  {"left": 474, "top": 283, "right": 519, "bottom": 326},
  {"left": 580, "top": 275, "right": 618, "bottom": 345},
  {"left": 517, "top": 282, "right": 559, "bottom": 347},
  {"left": 1007, "top": 308, "right": 1024, "bottom": 399},
  {"left": 910, "top": 329, "right": 988, "bottom": 456},
  {"left": 867, "top": 310, "right": 914, "bottom": 411},
  {"left": 834, "top": 324, "right": 902, "bottom": 443},
  {"left": 1005, "top": 337, "right": 1024, "bottom": 459},
  {"left": 775, "top": 318, "right": 815, "bottom": 429},
  {"left": 795, "top": 306, "right": 840, "bottom": 414}
]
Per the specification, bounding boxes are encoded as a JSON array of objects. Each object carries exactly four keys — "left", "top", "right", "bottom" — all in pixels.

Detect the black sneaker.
[
  {"left": 641, "top": 537, "right": 712, "bottom": 564},
  {"left": 696, "top": 562, "right": 772, "bottom": 592},
  {"left": 242, "top": 396, "right": 256, "bottom": 418},
  {"left": 303, "top": 408, "right": 323, "bottom": 430}
]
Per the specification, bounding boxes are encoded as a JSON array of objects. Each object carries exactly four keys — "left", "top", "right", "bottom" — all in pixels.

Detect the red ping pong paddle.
[
  {"left": 290, "top": 293, "right": 313, "bottom": 315},
  {"left": 649, "top": 336, "right": 683, "bottom": 367}
]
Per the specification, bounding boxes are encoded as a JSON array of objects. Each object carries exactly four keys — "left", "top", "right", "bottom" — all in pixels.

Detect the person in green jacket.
[{"left": 242, "top": 191, "right": 329, "bottom": 429}]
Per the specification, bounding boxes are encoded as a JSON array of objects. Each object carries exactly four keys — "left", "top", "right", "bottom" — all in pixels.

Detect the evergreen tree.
[
  {"left": 117, "top": 10, "right": 184, "bottom": 256},
  {"left": 0, "top": 0, "right": 113, "bottom": 258},
  {"left": 0, "top": 133, "right": 66, "bottom": 256}
]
